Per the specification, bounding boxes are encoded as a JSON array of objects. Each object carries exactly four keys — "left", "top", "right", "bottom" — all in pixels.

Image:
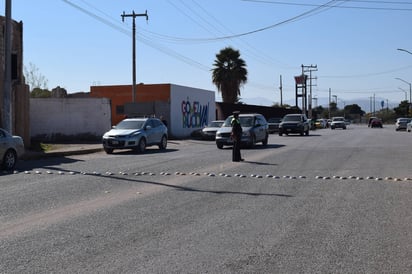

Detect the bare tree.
[{"left": 23, "top": 62, "right": 49, "bottom": 91}]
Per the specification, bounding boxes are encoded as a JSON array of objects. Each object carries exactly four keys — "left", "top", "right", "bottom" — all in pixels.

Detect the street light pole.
[
  {"left": 397, "top": 48, "right": 412, "bottom": 55},
  {"left": 399, "top": 87, "right": 407, "bottom": 101},
  {"left": 395, "top": 77, "right": 411, "bottom": 103}
]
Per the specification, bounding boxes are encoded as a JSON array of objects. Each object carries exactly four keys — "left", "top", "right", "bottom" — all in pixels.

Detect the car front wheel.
[
  {"left": 104, "top": 147, "right": 113, "bottom": 154},
  {"left": 249, "top": 135, "right": 256, "bottom": 148},
  {"left": 137, "top": 138, "right": 146, "bottom": 153},
  {"left": 262, "top": 134, "right": 268, "bottom": 146},
  {"left": 216, "top": 143, "right": 223, "bottom": 149},
  {"left": 159, "top": 135, "right": 167, "bottom": 150},
  {"left": 2, "top": 149, "right": 17, "bottom": 170}
]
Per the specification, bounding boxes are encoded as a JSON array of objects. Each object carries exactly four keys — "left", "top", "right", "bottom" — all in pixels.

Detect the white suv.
[
  {"left": 102, "top": 117, "right": 168, "bottom": 154},
  {"left": 330, "top": 117, "right": 347, "bottom": 130}
]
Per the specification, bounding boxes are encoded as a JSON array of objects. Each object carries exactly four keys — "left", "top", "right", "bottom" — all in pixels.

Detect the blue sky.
[{"left": 3, "top": 0, "right": 412, "bottom": 110}]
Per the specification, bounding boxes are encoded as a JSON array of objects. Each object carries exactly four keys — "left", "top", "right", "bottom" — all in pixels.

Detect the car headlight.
[
  {"left": 242, "top": 131, "right": 251, "bottom": 137},
  {"left": 128, "top": 132, "right": 141, "bottom": 139}
]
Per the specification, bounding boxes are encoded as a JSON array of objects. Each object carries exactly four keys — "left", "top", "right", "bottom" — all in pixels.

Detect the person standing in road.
[{"left": 231, "top": 111, "right": 243, "bottom": 162}]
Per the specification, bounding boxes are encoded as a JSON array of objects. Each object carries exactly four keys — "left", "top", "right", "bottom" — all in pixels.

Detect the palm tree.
[{"left": 212, "top": 47, "right": 247, "bottom": 103}]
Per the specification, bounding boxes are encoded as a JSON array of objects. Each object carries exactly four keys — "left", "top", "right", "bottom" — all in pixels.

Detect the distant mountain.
[{"left": 239, "top": 97, "right": 276, "bottom": 107}]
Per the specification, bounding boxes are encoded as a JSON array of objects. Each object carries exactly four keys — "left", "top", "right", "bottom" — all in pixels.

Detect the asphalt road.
[{"left": 1, "top": 124, "right": 411, "bottom": 273}]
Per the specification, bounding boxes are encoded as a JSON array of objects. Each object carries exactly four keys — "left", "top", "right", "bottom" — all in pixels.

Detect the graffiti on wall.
[{"left": 181, "top": 97, "right": 209, "bottom": 128}]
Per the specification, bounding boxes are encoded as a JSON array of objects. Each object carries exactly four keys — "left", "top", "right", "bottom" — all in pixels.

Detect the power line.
[
  {"left": 60, "top": 0, "right": 211, "bottom": 72},
  {"left": 138, "top": 0, "right": 342, "bottom": 42},
  {"left": 320, "top": 65, "right": 412, "bottom": 78},
  {"left": 241, "top": 0, "right": 412, "bottom": 11}
]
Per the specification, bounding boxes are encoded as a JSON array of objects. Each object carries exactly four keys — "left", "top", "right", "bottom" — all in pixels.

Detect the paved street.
[{"left": 1, "top": 124, "right": 411, "bottom": 273}]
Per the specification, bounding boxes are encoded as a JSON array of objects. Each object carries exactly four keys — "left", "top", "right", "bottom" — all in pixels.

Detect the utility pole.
[
  {"left": 328, "top": 88, "right": 331, "bottom": 119},
  {"left": 369, "top": 96, "right": 372, "bottom": 115},
  {"left": 121, "top": 10, "right": 148, "bottom": 103},
  {"left": 279, "top": 75, "right": 283, "bottom": 106},
  {"left": 2, "top": 0, "right": 12, "bottom": 132},
  {"left": 301, "top": 64, "right": 317, "bottom": 119}
]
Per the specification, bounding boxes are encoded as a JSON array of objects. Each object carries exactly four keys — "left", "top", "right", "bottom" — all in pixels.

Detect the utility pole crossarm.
[{"left": 122, "top": 10, "right": 148, "bottom": 21}]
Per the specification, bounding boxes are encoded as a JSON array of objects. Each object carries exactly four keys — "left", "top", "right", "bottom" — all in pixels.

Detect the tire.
[
  {"left": 216, "top": 143, "right": 223, "bottom": 149},
  {"left": 300, "top": 130, "right": 304, "bottom": 136},
  {"left": 2, "top": 149, "right": 17, "bottom": 170},
  {"left": 305, "top": 129, "right": 309, "bottom": 136},
  {"left": 279, "top": 131, "right": 283, "bottom": 136},
  {"left": 104, "top": 147, "right": 113, "bottom": 154},
  {"left": 159, "top": 135, "right": 167, "bottom": 150},
  {"left": 250, "top": 135, "right": 256, "bottom": 148},
  {"left": 137, "top": 138, "right": 146, "bottom": 153},
  {"left": 262, "top": 134, "right": 268, "bottom": 146}
]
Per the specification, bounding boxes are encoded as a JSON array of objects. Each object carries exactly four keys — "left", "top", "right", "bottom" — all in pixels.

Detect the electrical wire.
[
  {"left": 241, "top": 0, "right": 412, "bottom": 11},
  {"left": 60, "top": 0, "right": 211, "bottom": 71},
  {"left": 61, "top": 0, "right": 412, "bottom": 97}
]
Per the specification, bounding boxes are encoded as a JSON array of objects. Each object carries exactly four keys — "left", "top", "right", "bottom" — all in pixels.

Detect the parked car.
[
  {"left": 0, "top": 128, "right": 25, "bottom": 170},
  {"left": 315, "top": 119, "right": 327, "bottom": 129},
  {"left": 102, "top": 117, "right": 168, "bottom": 154},
  {"left": 201, "top": 120, "right": 224, "bottom": 140},
  {"left": 368, "top": 117, "right": 379, "bottom": 127},
  {"left": 215, "top": 113, "right": 269, "bottom": 149},
  {"left": 267, "top": 117, "right": 282, "bottom": 133},
  {"left": 370, "top": 118, "right": 383, "bottom": 128},
  {"left": 330, "top": 117, "right": 347, "bottom": 130},
  {"left": 278, "top": 113, "right": 310, "bottom": 136},
  {"left": 407, "top": 120, "right": 412, "bottom": 132},
  {"left": 395, "top": 117, "right": 411, "bottom": 131}
]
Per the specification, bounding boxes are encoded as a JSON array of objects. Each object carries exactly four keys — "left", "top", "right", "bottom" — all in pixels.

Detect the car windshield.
[
  {"left": 240, "top": 117, "right": 254, "bottom": 127},
  {"left": 209, "top": 121, "right": 223, "bottom": 127},
  {"left": 223, "top": 116, "right": 254, "bottom": 127},
  {"left": 115, "top": 120, "right": 145, "bottom": 129},
  {"left": 333, "top": 117, "right": 344, "bottom": 121},
  {"left": 283, "top": 115, "right": 301, "bottom": 122}
]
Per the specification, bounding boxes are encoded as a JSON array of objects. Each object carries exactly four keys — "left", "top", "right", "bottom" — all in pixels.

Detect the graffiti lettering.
[{"left": 181, "top": 98, "right": 209, "bottom": 128}]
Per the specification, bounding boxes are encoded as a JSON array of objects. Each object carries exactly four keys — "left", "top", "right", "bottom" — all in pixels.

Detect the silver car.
[
  {"left": 201, "top": 120, "right": 224, "bottom": 140},
  {"left": 215, "top": 113, "right": 269, "bottom": 149},
  {"left": 0, "top": 128, "right": 25, "bottom": 170},
  {"left": 330, "top": 116, "right": 347, "bottom": 130},
  {"left": 102, "top": 117, "right": 168, "bottom": 154},
  {"left": 407, "top": 120, "right": 412, "bottom": 132},
  {"left": 395, "top": 118, "right": 411, "bottom": 131}
]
